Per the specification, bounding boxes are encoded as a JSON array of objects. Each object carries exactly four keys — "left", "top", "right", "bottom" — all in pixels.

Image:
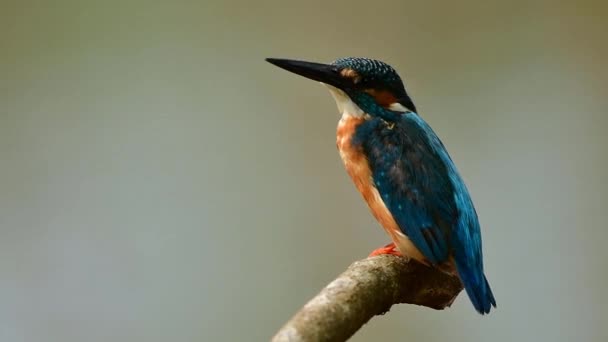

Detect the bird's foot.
[{"left": 368, "top": 242, "right": 402, "bottom": 257}]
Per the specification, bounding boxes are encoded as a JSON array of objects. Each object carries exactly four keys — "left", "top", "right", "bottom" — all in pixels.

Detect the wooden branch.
[{"left": 272, "top": 255, "right": 463, "bottom": 342}]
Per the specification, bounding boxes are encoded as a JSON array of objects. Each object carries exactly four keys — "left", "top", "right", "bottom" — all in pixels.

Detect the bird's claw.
[{"left": 368, "top": 242, "right": 403, "bottom": 257}]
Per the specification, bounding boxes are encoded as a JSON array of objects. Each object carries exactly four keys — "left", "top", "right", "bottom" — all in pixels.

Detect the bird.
[{"left": 265, "top": 56, "right": 496, "bottom": 314}]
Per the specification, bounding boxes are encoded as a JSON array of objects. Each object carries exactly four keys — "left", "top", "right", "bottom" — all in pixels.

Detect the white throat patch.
[
  {"left": 388, "top": 102, "right": 410, "bottom": 112},
  {"left": 323, "top": 83, "right": 365, "bottom": 118}
]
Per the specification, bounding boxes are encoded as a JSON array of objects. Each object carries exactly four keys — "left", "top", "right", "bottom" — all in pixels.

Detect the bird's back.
[
  {"left": 338, "top": 112, "right": 496, "bottom": 314},
  {"left": 337, "top": 115, "right": 428, "bottom": 262}
]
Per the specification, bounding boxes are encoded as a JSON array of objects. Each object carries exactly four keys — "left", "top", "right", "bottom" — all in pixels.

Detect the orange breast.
[{"left": 336, "top": 116, "right": 426, "bottom": 262}]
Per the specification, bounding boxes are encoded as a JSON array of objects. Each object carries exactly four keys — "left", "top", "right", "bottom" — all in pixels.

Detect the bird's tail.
[{"left": 455, "top": 261, "right": 496, "bottom": 314}]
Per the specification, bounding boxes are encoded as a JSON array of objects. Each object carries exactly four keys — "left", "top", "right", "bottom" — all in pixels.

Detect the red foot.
[{"left": 368, "top": 242, "right": 402, "bottom": 257}]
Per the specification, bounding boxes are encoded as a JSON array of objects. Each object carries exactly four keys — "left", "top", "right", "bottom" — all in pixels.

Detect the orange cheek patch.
[
  {"left": 340, "top": 68, "right": 362, "bottom": 84},
  {"left": 340, "top": 68, "right": 359, "bottom": 78},
  {"left": 364, "top": 89, "right": 398, "bottom": 107}
]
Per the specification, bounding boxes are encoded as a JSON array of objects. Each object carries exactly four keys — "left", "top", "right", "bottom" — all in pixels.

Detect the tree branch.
[{"left": 272, "top": 255, "right": 463, "bottom": 342}]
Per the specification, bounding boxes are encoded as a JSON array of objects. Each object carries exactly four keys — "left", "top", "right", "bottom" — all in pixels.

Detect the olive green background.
[{"left": 1, "top": 1, "right": 607, "bottom": 341}]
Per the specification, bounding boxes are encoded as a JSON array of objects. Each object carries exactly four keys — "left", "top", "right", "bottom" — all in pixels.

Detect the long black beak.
[{"left": 265, "top": 58, "right": 347, "bottom": 89}]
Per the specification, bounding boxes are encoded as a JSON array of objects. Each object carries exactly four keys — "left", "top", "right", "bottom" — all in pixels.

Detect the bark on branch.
[{"left": 272, "top": 255, "right": 463, "bottom": 342}]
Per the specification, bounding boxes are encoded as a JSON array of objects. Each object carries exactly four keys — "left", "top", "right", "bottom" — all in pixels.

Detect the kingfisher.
[{"left": 265, "top": 57, "right": 496, "bottom": 314}]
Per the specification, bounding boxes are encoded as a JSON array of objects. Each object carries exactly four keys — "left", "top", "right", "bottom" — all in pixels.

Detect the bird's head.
[{"left": 266, "top": 57, "right": 416, "bottom": 120}]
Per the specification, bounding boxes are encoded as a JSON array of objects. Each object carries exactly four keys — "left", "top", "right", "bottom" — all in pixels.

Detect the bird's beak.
[{"left": 265, "top": 58, "right": 348, "bottom": 89}]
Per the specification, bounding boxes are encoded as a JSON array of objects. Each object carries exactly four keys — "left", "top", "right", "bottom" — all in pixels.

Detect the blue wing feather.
[{"left": 353, "top": 112, "right": 496, "bottom": 313}]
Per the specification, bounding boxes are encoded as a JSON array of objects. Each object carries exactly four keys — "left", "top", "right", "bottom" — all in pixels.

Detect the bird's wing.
[{"left": 354, "top": 113, "right": 482, "bottom": 265}]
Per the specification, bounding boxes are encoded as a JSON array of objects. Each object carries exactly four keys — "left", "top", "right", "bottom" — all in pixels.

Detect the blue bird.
[{"left": 266, "top": 57, "right": 496, "bottom": 314}]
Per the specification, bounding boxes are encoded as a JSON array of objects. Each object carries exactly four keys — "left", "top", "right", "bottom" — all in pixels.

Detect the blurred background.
[{"left": 1, "top": 1, "right": 607, "bottom": 341}]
